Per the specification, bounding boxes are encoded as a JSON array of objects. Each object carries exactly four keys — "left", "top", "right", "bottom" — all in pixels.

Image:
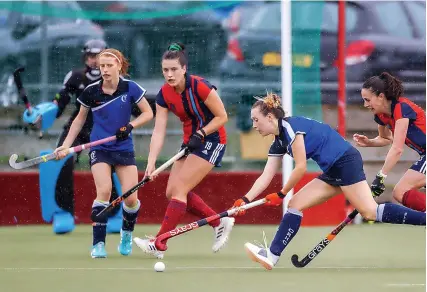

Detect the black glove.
[
  {"left": 371, "top": 172, "right": 386, "bottom": 197},
  {"left": 186, "top": 132, "right": 204, "bottom": 152},
  {"left": 115, "top": 124, "right": 133, "bottom": 141}
]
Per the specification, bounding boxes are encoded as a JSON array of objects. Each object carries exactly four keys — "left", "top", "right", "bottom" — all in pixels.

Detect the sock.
[
  {"left": 91, "top": 200, "right": 108, "bottom": 246},
  {"left": 376, "top": 203, "right": 426, "bottom": 225},
  {"left": 402, "top": 189, "right": 426, "bottom": 212},
  {"left": 270, "top": 208, "right": 303, "bottom": 256},
  {"left": 186, "top": 192, "right": 220, "bottom": 227},
  {"left": 156, "top": 199, "right": 187, "bottom": 238},
  {"left": 122, "top": 200, "right": 141, "bottom": 232}
]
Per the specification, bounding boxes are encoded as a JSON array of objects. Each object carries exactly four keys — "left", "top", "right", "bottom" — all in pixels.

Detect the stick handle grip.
[
  {"left": 153, "top": 149, "right": 186, "bottom": 176},
  {"left": 227, "top": 198, "right": 267, "bottom": 216},
  {"left": 68, "top": 136, "right": 117, "bottom": 154}
]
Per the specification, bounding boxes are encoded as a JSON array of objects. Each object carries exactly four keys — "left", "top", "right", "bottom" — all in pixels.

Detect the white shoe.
[
  {"left": 212, "top": 217, "right": 235, "bottom": 252},
  {"left": 244, "top": 232, "right": 278, "bottom": 270},
  {"left": 133, "top": 236, "right": 164, "bottom": 259}
]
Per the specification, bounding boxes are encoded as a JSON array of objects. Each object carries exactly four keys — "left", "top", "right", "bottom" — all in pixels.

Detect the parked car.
[
  {"left": 219, "top": 1, "right": 426, "bottom": 123},
  {"left": 79, "top": 1, "right": 227, "bottom": 79},
  {"left": 0, "top": 1, "right": 104, "bottom": 104}
]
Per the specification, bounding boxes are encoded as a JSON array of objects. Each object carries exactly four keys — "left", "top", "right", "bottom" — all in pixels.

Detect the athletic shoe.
[
  {"left": 91, "top": 242, "right": 107, "bottom": 259},
  {"left": 212, "top": 217, "right": 235, "bottom": 252},
  {"left": 118, "top": 230, "right": 132, "bottom": 256},
  {"left": 244, "top": 231, "right": 278, "bottom": 270},
  {"left": 133, "top": 236, "right": 164, "bottom": 259}
]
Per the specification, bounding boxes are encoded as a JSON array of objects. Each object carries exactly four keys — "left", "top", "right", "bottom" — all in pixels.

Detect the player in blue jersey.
[
  {"left": 54, "top": 48, "right": 154, "bottom": 258},
  {"left": 232, "top": 92, "right": 426, "bottom": 270}
]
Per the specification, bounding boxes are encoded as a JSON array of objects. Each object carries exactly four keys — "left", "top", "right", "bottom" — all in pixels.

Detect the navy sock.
[
  {"left": 377, "top": 203, "right": 426, "bottom": 226},
  {"left": 122, "top": 200, "right": 141, "bottom": 232},
  {"left": 270, "top": 208, "right": 303, "bottom": 256},
  {"left": 92, "top": 201, "right": 108, "bottom": 245}
]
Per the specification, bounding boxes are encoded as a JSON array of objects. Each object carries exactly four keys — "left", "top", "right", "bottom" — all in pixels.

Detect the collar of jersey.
[{"left": 98, "top": 77, "right": 127, "bottom": 96}]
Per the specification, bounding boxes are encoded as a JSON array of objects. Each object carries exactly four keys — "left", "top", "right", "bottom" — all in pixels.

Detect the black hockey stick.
[
  {"left": 95, "top": 148, "right": 186, "bottom": 219},
  {"left": 291, "top": 209, "right": 359, "bottom": 268},
  {"left": 13, "top": 67, "right": 32, "bottom": 114}
]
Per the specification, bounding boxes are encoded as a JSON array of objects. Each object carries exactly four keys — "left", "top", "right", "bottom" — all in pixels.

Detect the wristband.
[
  {"left": 241, "top": 196, "right": 250, "bottom": 204},
  {"left": 200, "top": 128, "right": 207, "bottom": 137},
  {"left": 277, "top": 191, "right": 286, "bottom": 198}
]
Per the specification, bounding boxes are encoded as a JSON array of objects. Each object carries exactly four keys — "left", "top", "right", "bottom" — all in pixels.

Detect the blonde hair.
[
  {"left": 97, "top": 48, "right": 130, "bottom": 76},
  {"left": 252, "top": 92, "right": 286, "bottom": 118}
]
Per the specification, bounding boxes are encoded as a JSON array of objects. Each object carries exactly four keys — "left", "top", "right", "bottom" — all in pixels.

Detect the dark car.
[
  {"left": 79, "top": 1, "right": 227, "bottom": 79},
  {"left": 219, "top": 1, "right": 426, "bottom": 113},
  {"left": 0, "top": 1, "right": 104, "bottom": 103}
]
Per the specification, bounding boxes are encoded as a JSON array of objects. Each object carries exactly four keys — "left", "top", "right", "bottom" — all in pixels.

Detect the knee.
[
  {"left": 359, "top": 207, "right": 377, "bottom": 221},
  {"left": 166, "top": 183, "right": 187, "bottom": 201},
  {"left": 287, "top": 199, "right": 303, "bottom": 212},
  {"left": 392, "top": 185, "right": 407, "bottom": 202},
  {"left": 124, "top": 195, "right": 138, "bottom": 208}
]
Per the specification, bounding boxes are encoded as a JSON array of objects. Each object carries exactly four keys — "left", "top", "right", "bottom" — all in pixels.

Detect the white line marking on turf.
[
  {"left": 1, "top": 266, "right": 424, "bottom": 271},
  {"left": 386, "top": 284, "right": 426, "bottom": 287}
]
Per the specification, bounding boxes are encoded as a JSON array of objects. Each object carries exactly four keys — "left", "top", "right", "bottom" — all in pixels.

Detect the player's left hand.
[
  {"left": 187, "top": 132, "right": 204, "bottom": 152},
  {"left": 264, "top": 191, "right": 286, "bottom": 207},
  {"left": 115, "top": 124, "right": 133, "bottom": 141},
  {"left": 371, "top": 172, "right": 386, "bottom": 197}
]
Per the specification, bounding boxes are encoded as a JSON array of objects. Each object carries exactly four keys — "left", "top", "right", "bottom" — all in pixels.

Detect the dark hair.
[
  {"left": 98, "top": 48, "right": 130, "bottom": 76},
  {"left": 252, "top": 92, "right": 286, "bottom": 119},
  {"left": 162, "top": 42, "right": 187, "bottom": 67},
  {"left": 362, "top": 72, "right": 404, "bottom": 101}
]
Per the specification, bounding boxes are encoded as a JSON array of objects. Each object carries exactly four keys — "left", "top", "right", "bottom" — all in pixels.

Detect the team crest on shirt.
[{"left": 118, "top": 94, "right": 127, "bottom": 102}]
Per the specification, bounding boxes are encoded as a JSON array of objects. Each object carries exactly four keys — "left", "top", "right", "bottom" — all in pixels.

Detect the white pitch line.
[
  {"left": 1, "top": 266, "right": 424, "bottom": 271},
  {"left": 386, "top": 284, "right": 426, "bottom": 287}
]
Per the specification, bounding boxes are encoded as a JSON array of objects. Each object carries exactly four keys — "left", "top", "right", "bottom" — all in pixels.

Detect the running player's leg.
[
  {"left": 245, "top": 179, "right": 341, "bottom": 270},
  {"left": 115, "top": 164, "right": 140, "bottom": 256},
  {"left": 90, "top": 160, "right": 113, "bottom": 258},
  {"left": 342, "top": 180, "right": 425, "bottom": 225},
  {"left": 393, "top": 157, "right": 426, "bottom": 211}
]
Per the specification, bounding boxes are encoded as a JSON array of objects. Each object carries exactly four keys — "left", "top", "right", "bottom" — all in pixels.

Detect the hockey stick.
[
  {"left": 95, "top": 148, "right": 187, "bottom": 219},
  {"left": 291, "top": 209, "right": 359, "bottom": 268},
  {"left": 9, "top": 135, "right": 117, "bottom": 170},
  {"left": 13, "top": 67, "right": 32, "bottom": 114},
  {"left": 155, "top": 198, "right": 267, "bottom": 249}
]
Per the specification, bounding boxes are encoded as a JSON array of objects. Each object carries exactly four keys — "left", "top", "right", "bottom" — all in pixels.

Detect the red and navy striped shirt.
[
  {"left": 156, "top": 74, "right": 227, "bottom": 144},
  {"left": 374, "top": 97, "right": 425, "bottom": 155}
]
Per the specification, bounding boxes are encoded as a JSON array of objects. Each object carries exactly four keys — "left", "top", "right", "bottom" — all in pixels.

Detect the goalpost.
[{"left": 281, "top": 0, "right": 293, "bottom": 214}]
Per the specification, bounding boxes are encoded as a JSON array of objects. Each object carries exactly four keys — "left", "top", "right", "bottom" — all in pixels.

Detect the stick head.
[
  {"left": 9, "top": 154, "right": 19, "bottom": 169},
  {"left": 9, "top": 154, "right": 18, "bottom": 164},
  {"left": 13, "top": 67, "right": 25, "bottom": 75}
]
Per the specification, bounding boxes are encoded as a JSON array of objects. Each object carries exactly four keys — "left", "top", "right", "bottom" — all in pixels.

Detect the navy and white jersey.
[
  {"left": 268, "top": 117, "right": 352, "bottom": 172},
  {"left": 77, "top": 78, "right": 146, "bottom": 152}
]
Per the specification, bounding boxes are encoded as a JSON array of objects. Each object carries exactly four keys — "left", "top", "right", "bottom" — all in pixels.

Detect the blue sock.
[
  {"left": 122, "top": 200, "right": 141, "bottom": 232},
  {"left": 270, "top": 208, "right": 303, "bottom": 256},
  {"left": 377, "top": 203, "right": 426, "bottom": 225},
  {"left": 91, "top": 201, "right": 108, "bottom": 245}
]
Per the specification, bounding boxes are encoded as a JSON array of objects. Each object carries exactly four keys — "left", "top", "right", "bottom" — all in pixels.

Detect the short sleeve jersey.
[
  {"left": 77, "top": 78, "right": 146, "bottom": 152},
  {"left": 156, "top": 74, "right": 226, "bottom": 144},
  {"left": 374, "top": 97, "right": 426, "bottom": 155},
  {"left": 268, "top": 116, "right": 352, "bottom": 172}
]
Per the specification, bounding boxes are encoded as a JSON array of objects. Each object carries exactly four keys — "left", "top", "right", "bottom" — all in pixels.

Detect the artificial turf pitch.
[{"left": 0, "top": 224, "right": 425, "bottom": 292}]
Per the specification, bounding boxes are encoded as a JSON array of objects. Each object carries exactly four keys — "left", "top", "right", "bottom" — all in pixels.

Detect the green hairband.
[{"left": 168, "top": 43, "right": 182, "bottom": 52}]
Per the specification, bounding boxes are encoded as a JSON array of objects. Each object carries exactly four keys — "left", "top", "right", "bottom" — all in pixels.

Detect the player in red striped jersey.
[
  {"left": 134, "top": 43, "right": 233, "bottom": 258},
  {"left": 354, "top": 72, "right": 426, "bottom": 212}
]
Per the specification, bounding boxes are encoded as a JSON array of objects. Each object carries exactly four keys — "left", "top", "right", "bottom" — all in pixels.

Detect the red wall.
[{"left": 0, "top": 172, "right": 346, "bottom": 226}]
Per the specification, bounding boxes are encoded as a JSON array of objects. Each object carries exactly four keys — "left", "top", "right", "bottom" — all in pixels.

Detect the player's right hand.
[
  {"left": 187, "top": 132, "right": 204, "bottom": 152},
  {"left": 371, "top": 172, "right": 386, "bottom": 197},
  {"left": 232, "top": 197, "right": 250, "bottom": 216},
  {"left": 144, "top": 163, "right": 156, "bottom": 180},
  {"left": 353, "top": 133, "right": 370, "bottom": 147},
  {"left": 53, "top": 146, "right": 69, "bottom": 160},
  {"left": 264, "top": 191, "right": 286, "bottom": 207}
]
